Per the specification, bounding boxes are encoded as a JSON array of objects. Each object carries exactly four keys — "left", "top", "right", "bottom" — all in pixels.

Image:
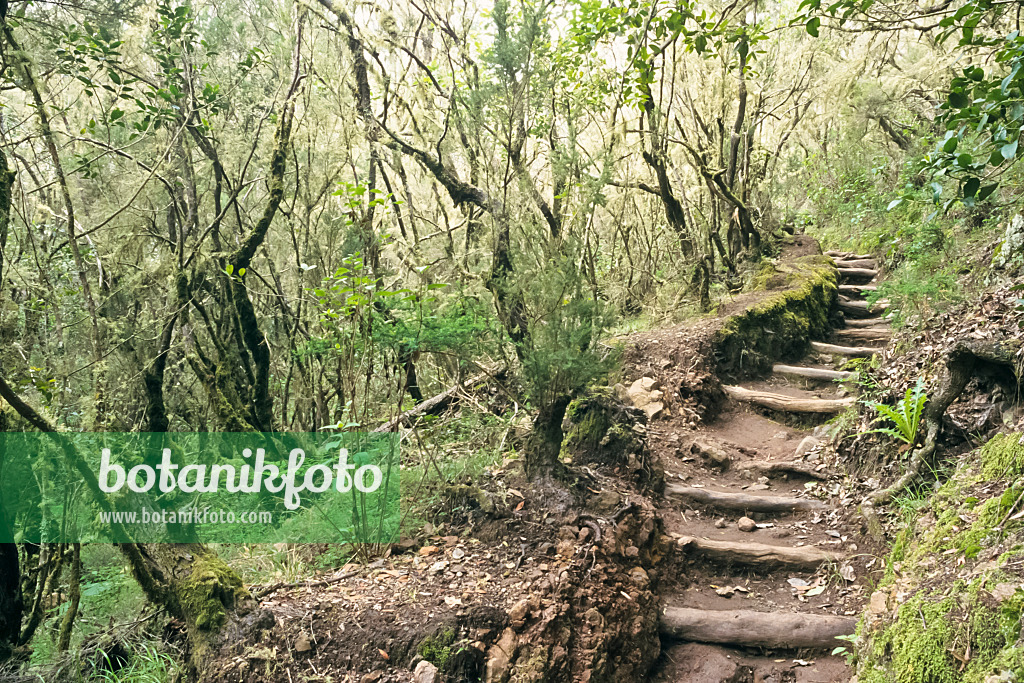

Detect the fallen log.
[
  {"left": 833, "top": 258, "right": 876, "bottom": 269},
  {"left": 833, "top": 327, "right": 891, "bottom": 343},
  {"left": 810, "top": 341, "right": 883, "bottom": 358},
  {"left": 373, "top": 367, "right": 499, "bottom": 432},
  {"left": 772, "top": 364, "right": 855, "bottom": 382},
  {"left": 838, "top": 298, "right": 889, "bottom": 318},
  {"left": 665, "top": 484, "right": 826, "bottom": 512},
  {"left": 723, "top": 385, "right": 855, "bottom": 414},
  {"left": 661, "top": 607, "right": 856, "bottom": 649},
  {"left": 734, "top": 460, "right": 829, "bottom": 480},
  {"left": 675, "top": 536, "right": 839, "bottom": 569},
  {"left": 837, "top": 267, "right": 877, "bottom": 284}
]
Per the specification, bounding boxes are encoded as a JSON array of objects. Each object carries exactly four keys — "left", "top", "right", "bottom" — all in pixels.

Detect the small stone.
[
  {"left": 294, "top": 633, "right": 312, "bottom": 653},
  {"left": 592, "top": 489, "right": 621, "bottom": 512},
  {"left": 361, "top": 673, "right": 382, "bottom": 683},
  {"left": 508, "top": 598, "right": 530, "bottom": 624},
  {"left": 714, "top": 517, "right": 728, "bottom": 529},
  {"left": 748, "top": 483, "right": 770, "bottom": 491},
  {"left": 868, "top": 590, "right": 889, "bottom": 615},
  {"left": 414, "top": 660, "right": 439, "bottom": 683},
  {"left": 737, "top": 517, "right": 756, "bottom": 532},
  {"left": 795, "top": 436, "right": 821, "bottom": 458}
]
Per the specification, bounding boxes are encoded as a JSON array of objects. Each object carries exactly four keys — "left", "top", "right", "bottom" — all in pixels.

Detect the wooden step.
[
  {"left": 666, "top": 484, "right": 826, "bottom": 513},
  {"left": 661, "top": 607, "right": 857, "bottom": 649},
  {"left": 675, "top": 536, "right": 839, "bottom": 569},
  {"left": 833, "top": 258, "right": 876, "bottom": 269},
  {"left": 837, "top": 267, "right": 877, "bottom": 284},
  {"left": 838, "top": 284, "right": 878, "bottom": 296},
  {"left": 844, "top": 317, "right": 889, "bottom": 328},
  {"left": 772, "top": 364, "right": 855, "bottom": 383},
  {"left": 734, "top": 459, "right": 829, "bottom": 480},
  {"left": 723, "top": 385, "right": 855, "bottom": 414},
  {"left": 810, "top": 341, "right": 883, "bottom": 358},
  {"left": 834, "top": 327, "right": 891, "bottom": 344},
  {"left": 826, "top": 250, "right": 872, "bottom": 260},
  {"left": 838, "top": 298, "right": 889, "bottom": 318}
]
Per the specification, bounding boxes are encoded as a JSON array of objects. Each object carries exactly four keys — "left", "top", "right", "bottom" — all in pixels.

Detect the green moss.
[
  {"left": 857, "top": 433, "right": 1024, "bottom": 683},
  {"left": 713, "top": 255, "right": 838, "bottom": 377},
  {"left": 417, "top": 627, "right": 457, "bottom": 668},
  {"left": 179, "top": 553, "right": 248, "bottom": 632},
  {"left": 860, "top": 584, "right": 1024, "bottom": 683},
  {"left": 980, "top": 432, "right": 1024, "bottom": 480}
]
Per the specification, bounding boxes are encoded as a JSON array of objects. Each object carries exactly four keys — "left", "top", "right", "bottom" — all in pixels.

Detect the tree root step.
[
  {"left": 826, "top": 250, "right": 873, "bottom": 260},
  {"left": 661, "top": 606, "right": 857, "bottom": 649},
  {"left": 772, "top": 364, "right": 855, "bottom": 382},
  {"left": 734, "top": 459, "right": 829, "bottom": 480},
  {"left": 833, "top": 327, "right": 891, "bottom": 343},
  {"left": 838, "top": 298, "right": 889, "bottom": 318},
  {"left": 675, "top": 535, "right": 840, "bottom": 570},
  {"left": 665, "top": 484, "right": 826, "bottom": 513},
  {"left": 838, "top": 284, "right": 878, "bottom": 295},
  {"left": 837, "top": 267, "right": 877, "bottom": 284},
  {"left": 833, "top": 258, "right": 877, "bottom": 269},
  {"left": 723, "top": 385, "right": 855, "bottom": 414},
  {"left": 843, "top": 317, "right": 889, "bottom": 328},
  {"left": 810, "top": 341, "right": 882, "bottom": 358}
]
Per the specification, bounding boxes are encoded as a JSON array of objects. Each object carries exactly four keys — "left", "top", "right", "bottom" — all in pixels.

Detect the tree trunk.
[
  {"left": 525, "top": 395, "right": 572, "bottom": 479},
  {"left": 0, "top": 510, "right": 21, "bottom": 661}
]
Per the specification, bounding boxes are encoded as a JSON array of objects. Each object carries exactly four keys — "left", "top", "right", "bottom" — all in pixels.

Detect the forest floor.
[{"left": 208, "top": 238, "right": 895, "bottom": 683}]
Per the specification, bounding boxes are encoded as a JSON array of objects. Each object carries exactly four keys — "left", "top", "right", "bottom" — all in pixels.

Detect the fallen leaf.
[{"left": 378, "top": 649, "right": 389, "bottom": 660}]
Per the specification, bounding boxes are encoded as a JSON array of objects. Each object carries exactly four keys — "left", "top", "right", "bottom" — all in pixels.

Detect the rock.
[
  {"left": 628, "top": 567, "right": 650, "bottom": 587},
  {"left": 414, "top": 660, "right": 440, "bottom": 683},
  {"left": 508, "top": 599, "right": 530, "bottom": 625},
  {"left": 795, "top": 436, "right": 821, "bottom": 458},
  {"left": 868, "top": 590, "right": 888, "bottom": 615},
  {"left": 485, "top": 628, "right": 517, "bottom": 683},
  {"left": 990, "top": 583, "right": 1021, "bottom": 602},
  {"left": 613, "top": 382, "right": 631, "bottom": 404},
  {"left": 993, "top": 214, "right": 1024, "bottom": 268},
  {"left": 294, "top": 633, "right": 312, "bottom": 653},
  {"left": 361, "top": 673, "right": 383, "bottom": 683},
  {"left": 643, "top": 401, "right": 665, "bottom": 419},
  {"left": 737, "top": 516, "right": 757, "bottom": 532},
  {"left": 748, "top": 484, "right": 770, "bottom": 491},
  {"left": 592, "top": 489, "right": 622, "bottom": 513},
  {"left": 714, "top": 517, "right": 728, "bottom": 529}
]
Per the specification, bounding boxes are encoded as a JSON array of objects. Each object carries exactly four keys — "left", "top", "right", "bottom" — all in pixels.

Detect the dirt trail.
[{"left": 649, "top": 251, "right": 888, "bottom": 683}]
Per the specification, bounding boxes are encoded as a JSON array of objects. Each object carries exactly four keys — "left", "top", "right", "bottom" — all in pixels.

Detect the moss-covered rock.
[
  {"left": 561, "top": 388, "right": 665, "bottom": 492},
  {"left": 713, "top": 254, "right": 838, "bottom": 379}
]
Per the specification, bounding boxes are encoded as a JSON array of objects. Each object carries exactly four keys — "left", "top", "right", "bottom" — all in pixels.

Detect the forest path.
[{"left": 650, "top": 252, "right": 887, "bottom": 683}]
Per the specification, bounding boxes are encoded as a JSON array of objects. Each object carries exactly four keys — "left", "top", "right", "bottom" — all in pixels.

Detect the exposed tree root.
[
  {"left": 661, "top": 607, "right": 856, "bottom": 648},
  {"left": 860, "top": 338, "right": 1021, "bottom": 538}
]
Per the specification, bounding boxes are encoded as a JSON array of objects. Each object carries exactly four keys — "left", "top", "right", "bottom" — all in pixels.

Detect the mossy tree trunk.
[
  {"left": 122, "top": 543, "right": 273, "bottom": 675},
  {"left": 524, "top": 395, "right": 572, "bottom": 479}
]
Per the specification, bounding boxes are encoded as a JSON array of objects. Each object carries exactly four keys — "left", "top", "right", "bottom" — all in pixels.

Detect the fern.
[{"left": 864, "top": 379, "right": 928, "bottom": 445}]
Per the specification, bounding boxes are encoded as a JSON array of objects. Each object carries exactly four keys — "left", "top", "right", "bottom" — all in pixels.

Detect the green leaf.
[
  {"left": 1001, "top": 138, "right": 1019, "bottom": 160},
  {"left": 942, "top": 136, "right": 959, "bottom": 153},
  {"left": 963, "top": 176, "right": 980, "bottom": 198},
  {"left": 886, "top": 198, "right": 903, "bottom": 211},
  {"left": 806, "top": 17, "right": 820, "bottom": 37},
  {"left": 948, "top": 90, "right": 969, "bottom": 108},
  {"left": 977, "top": 183, "right": 998, "bottom": 201}
]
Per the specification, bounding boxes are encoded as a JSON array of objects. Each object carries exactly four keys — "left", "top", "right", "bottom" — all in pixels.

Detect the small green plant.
[{"left": 863, "top": 379, "right": 928, "bottom": 446}]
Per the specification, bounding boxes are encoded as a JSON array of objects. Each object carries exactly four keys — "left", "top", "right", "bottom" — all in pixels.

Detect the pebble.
[{"left": 737, "top": 517, "right": 757, "bottom": 532}]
